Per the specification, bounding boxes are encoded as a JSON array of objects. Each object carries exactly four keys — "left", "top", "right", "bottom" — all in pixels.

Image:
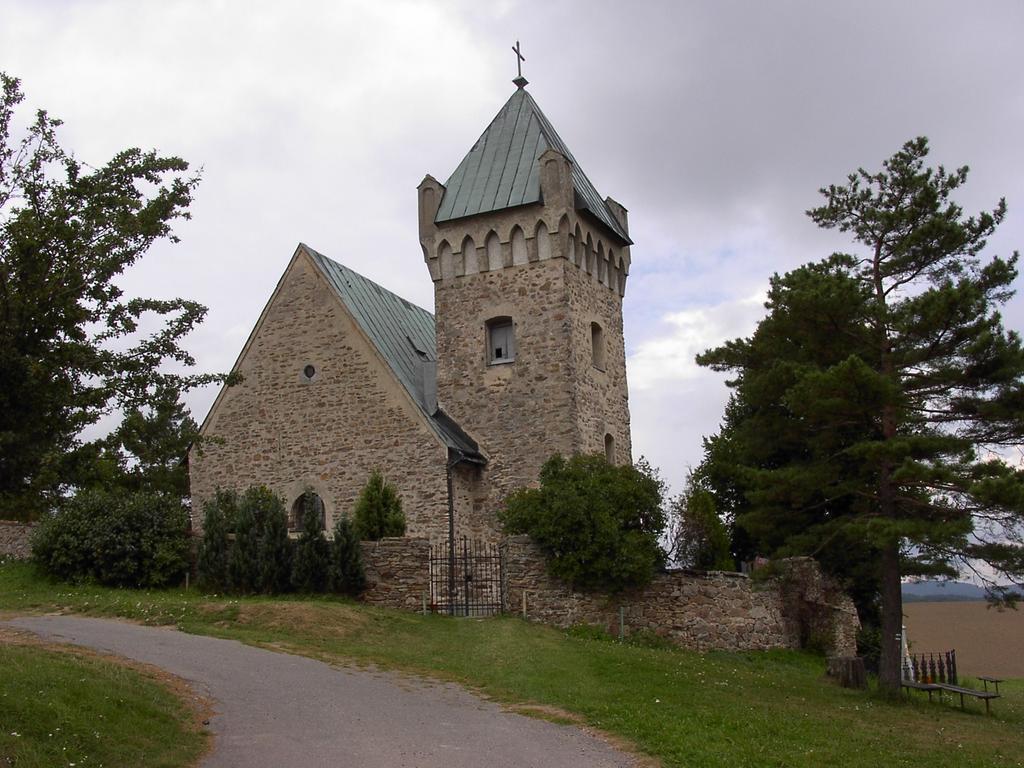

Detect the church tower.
[{"left": 417, "top": 79, "right": 633, "bottom": 522}]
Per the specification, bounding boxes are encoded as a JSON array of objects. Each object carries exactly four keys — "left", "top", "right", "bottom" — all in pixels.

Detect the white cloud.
[
  {"left": 2, "top": 0, "right": 1022, "bottom": 498},
  {"left": 628, "top": 292, "right": 764, "bottom": 391}
]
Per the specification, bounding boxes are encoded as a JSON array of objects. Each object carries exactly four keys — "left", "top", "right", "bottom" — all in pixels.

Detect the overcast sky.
[{"left": 4, "top": 0, "right": 1023, "bottom": 495}]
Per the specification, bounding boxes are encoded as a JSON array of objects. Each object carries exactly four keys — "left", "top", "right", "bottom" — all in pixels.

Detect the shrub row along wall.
[
  {"left": 0, "top": 521, "right": 35, "bottom": 559},
  {"left": 360, "top": 537, "right": 430, "bottom": 611},
  {"left": 501, "top": 535, "right": 859, "bottom": 655}
]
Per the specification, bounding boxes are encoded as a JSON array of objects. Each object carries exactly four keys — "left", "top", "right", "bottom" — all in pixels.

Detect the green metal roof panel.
[
  {"left": 435, "top": 88, "right": 632, "bottom": 245},
  {"left": 303, "top": 246, "right": 482, "bottom": 460}
]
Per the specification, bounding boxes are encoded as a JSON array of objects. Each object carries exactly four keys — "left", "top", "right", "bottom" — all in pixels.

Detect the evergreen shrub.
[
  {"left": 328, "top": 514, "right": 366, "bottom": 595},
  {"left": 226, "top": 486, "right": 292, "bottom": 594},
  {"left": 290, "top": 490, "right": 330, "bottom": 592},
  {"left": 352, "top": 471, "right": 406, "bottom": 540},
  {"left": 196, "top": 490, "right": 237, "bottom": 591}
]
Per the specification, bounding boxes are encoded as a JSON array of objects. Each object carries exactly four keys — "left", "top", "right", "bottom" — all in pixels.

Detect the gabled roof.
[
  {"left": 434, "top": 86, "right": 632, "bottom": 244},
  {"left": 304, "top": 245, "right": 484, "bottom": 462}
]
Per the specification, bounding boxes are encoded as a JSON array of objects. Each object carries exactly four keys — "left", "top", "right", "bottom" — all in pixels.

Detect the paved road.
[{"left": 5, "top": 615, "right": 634, "bottom": 768}]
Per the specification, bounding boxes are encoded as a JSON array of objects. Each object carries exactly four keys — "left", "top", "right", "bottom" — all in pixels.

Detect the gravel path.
[{"left": 5, "top": 615, "right": 635, "bottom": 768}]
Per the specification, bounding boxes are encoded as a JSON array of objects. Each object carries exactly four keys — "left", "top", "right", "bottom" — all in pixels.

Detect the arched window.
[
  {"left": 511, "top": 226, "right": 528, "bottom": 265},
  {"left": 486, "top": 232, "right": 503, "bottom": 272},
  {"left": 460, "top": 240, "right": 475, "bottom": 280},
  {"left": 461, "top": 236, "right": 477, "bottom": 276},
  {"left": 604, "top": 433, "right": 616, "bottom": 464},
  {"left": 591, "top": 322, "right": 605, "bottom": 370},
  {"left": 486, "top": 316, "right": 514, "bottom": 364},
  {"left": 535, "top": 221, "right": 552, "bottom": 260},
  {"left": 289, "top": 492, "right": 325, "bottom": 532},
  {"left": 439, "top": 241, "right": 454, "bottom": 280}
]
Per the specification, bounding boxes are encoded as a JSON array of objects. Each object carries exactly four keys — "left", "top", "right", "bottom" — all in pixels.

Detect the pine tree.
[
  {"left": 290, "top": 490, "right": 330, "bottom": 592},
  {"left": 329, "top": 515, "right": 366, "bottom": 596},
  {"left": 700, "top": 138, "right": 1024, "bottom": 694},
  {"left": 695, "top": 260, "right": 885, "bottom": 626},
  {"left": 352, "top": 471, "right": 406, "bottom": 540},
  {"left": 96, "top": 384, "right": 199, "bottom": 501}
]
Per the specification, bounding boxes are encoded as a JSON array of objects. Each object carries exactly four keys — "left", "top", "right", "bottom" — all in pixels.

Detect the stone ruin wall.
[
  {"left": 0, "top": 521, "right": 36, "bottom": 560},
  {"left": 501, "top": 535, "right": 859, "bottom": 656},
  {"left": 354, "top": 534, "right": 859, "bottom": 656}
]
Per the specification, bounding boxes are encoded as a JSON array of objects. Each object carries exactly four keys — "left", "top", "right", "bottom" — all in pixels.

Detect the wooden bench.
[
  {"left": 935, "top": 683, "right": 1000, "bottom": 714},
  {"left": 978, "top": 675, "right": 1004, "bottom": 694},
  {"left": 901, "top": 679, "right": 942, "bottom": 702}
]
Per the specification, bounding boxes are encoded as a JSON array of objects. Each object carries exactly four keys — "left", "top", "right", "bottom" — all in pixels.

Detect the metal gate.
[{"left": 429, "top": 537, "right": 503, "bottom": 616}]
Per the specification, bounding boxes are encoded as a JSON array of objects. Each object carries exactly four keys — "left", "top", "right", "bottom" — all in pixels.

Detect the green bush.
[
  {"left": 196, "top": 490, "right": 237, "bottom": 591},
  {"left": 227, "top": 486, "right": 291, "bottom": 594},
  {"left": 32, "top": 489, "right": 189, "bottom": 587},
  {"left": 352, "top": 471, "right": 406, "bottom": 540},
  {"left": 291, "top": 490, "right": 330, "bottom": 592},
  {"left": 329, "top": 514, "right": 366, "bottom": 595},
  {"left": 501, "top": 454, "right": 667, "bottom": 592}
]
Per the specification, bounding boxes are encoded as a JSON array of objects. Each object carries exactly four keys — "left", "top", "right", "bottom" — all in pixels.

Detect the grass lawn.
[
  {"left": 0, "top": 631, "right": 208, "bottom": 768},
  {"left": 1, "top": 560, "right": 1022, "bottom": 768}
]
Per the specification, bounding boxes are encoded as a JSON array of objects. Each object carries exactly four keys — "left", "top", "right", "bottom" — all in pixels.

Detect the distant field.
[{"left": 904, "top": 601, "right": 1024, "bottom": 678}]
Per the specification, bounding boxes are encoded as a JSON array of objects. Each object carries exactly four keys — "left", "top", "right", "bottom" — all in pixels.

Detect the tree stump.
[{"left": 826, "top": 656, "right": 867, "bottom": 689}]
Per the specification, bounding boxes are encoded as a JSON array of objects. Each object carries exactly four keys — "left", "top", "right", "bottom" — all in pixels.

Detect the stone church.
[{"left": 188, "top": 79, "right": 634, "bottom": 542}]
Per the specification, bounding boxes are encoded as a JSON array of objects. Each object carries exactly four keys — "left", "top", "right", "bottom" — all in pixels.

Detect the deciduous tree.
[
  {"left": 0, "top": 73, "right": 224, "bottom": 518},
  {"left": 501, "top": 454, "right": 666, "bottom": 591}
]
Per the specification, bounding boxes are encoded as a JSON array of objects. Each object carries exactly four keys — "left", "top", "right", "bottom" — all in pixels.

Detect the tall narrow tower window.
[
  {"left": 487, "top": 317, "right": 515, "bottom": 364},
  {"left": 604, "top": 433, "right": 616, "bottom": 464},
  {"left": 591, "top": 322, "right": 605, "bottom": 370},
  {"left": 511, "top": 226, "right": 528, "bottom": 265}
]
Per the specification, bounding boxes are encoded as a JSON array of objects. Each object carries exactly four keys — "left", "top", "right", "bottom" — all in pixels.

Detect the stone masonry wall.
[
  {"left": 421, "top": 158, "right": 634, "bottom": 530},
  {"left": 501, "top": 535, "right": 859, "bottom": 655},
  {"left": 0, "top": 521, "right": 36, "bottom": 559},
  {"left": 434, "top": 257, "right": 577, "bottom": 532},
  {"left": 360, "top": 537, "right": 431, "bottom": 611},
  {"left": 190, "top": 249, "right": 451, "bottom": 541},
  {"left": 563, "top": 256, "right": 632, "bottom": 461}
]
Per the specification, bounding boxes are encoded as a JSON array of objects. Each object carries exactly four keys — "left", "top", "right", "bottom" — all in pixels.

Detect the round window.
[{"left": 303, "top": 364, "right": 316, "bottom": 379}]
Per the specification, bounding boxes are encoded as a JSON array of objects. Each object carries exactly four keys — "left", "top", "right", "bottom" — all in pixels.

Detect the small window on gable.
[
  {"left": 487, "top": 317, "right": 514, "bottom": 364},
  {"left": 604, "top": 433, "right": 616, "bottom": 464},
  {"left": 289, "top": 492, "right": 325, "bottom": 532},
  {"left": 591, "top": 322, "right": 606, "bottom": 370}
]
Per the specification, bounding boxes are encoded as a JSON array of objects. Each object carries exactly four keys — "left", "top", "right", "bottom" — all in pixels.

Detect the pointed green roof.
[{"left": 434, "top": 87, "right": 632, "bottom": 244}]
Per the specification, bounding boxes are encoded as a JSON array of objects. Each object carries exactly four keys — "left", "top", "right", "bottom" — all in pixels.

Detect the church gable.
[{"left": 189, "top": 245, "right": 455, "bottom": 539}]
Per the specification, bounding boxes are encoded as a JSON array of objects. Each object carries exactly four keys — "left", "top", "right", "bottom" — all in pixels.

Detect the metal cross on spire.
[{"left": 512, "top": 40, "right": 528, "bottom": 88}]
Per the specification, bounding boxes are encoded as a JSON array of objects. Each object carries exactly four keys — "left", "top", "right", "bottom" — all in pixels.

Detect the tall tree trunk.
[
  {"left": 878, "top": 538, "right": 903, "bottom": 696},
  {"left": 872, "top": 239, "right": 903, "bottom": 696}
]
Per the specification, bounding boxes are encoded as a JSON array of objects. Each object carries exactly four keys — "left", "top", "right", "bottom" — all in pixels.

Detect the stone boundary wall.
[
  {"left": 0, "top": 521, "right": 36, "bottom": 560},
  {"left": 501, "top": 535, "right": 859, "bottom": 655},
  {"left": 360, "top": 537, "right": 430, "bottom": 611}
]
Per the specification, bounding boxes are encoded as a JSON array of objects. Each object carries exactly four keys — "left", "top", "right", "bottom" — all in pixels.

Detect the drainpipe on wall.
[{"left": 446, "top": 449, "right": 459, "bottom": 617}]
